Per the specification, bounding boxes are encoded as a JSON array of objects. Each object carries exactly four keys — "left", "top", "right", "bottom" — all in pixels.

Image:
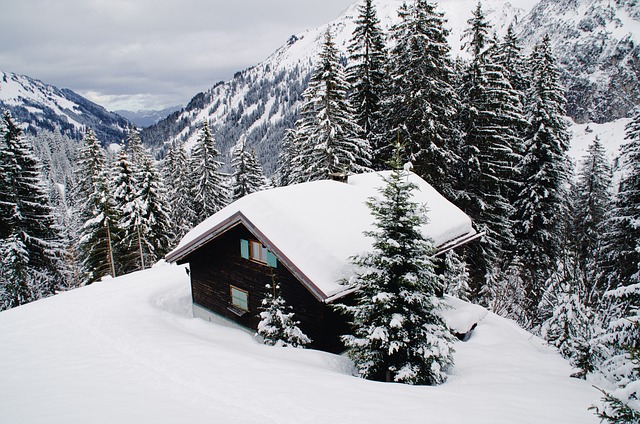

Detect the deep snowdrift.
[{"left": 0, "top": 262, "right": 600, "bottom": 423}]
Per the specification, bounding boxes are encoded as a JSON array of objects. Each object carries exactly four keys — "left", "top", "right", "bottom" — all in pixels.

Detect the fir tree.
[
  {"left": 0, "top": 111, "right": 64, "bottom": 307},
  {"left": 336, "top": 145, "right": 455, "bottom": 385},
  {"left": 347, "top": 0, "right": 388, "bottom": 170},
  {"left": 231, "top": 139, "right": 266, "bottom": 201},
  {"left": 540, "top": 278, "right": 595, "bottom": 378},
  {"left": 75, "top": 130, "right": 118, "bottom": 284},
  {"left": 458, "top": 4, "right": 524, "bottom": 302},
  {"left": 383, "top": 0, "right": 460, "bottom": 197},
  {"left": 494, "top": 24, "right": 529, "bottom": 101},
  {"left": 573, "top": 137, "right": 613, "bottom": 304},
  {"left": 606, "top": 110, "right": 640, "bottom": 290},
  {"left": 190, "top": 121, "right": 229, "bottom": 221},
  {"left": 276, "top": 129, "right": 299, "bottom": 187},
  {"left": 290, "top": 28, "right": 369, "bottom": 182},
  {"left": 257, "top": 279, "right": 311, "bottom": 348},
  {"left": 136, "top": 154, "right": 173, "bottom": 265},
  {"left": 163, "top": 143, "right": 197, "bottom": 245},
  {"left": 440, "top": 249, "right": 471, "bottom": 301},
  {"left": 592, "top": 311, "right": 640, "bottom": 422},
  {"left": 112, "top": 149, "right": 142, "bottom": 274},
  {"left": 512, "top": 35, "right": 572, "bottom": 327}
]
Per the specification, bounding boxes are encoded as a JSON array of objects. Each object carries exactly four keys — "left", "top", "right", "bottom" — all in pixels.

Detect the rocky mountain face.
[
  {"left": 518, "top": 0, "right": 640, "bottom": 123},
  {"left": 0, "top": 71, "right": 129, "bottom": 145}
]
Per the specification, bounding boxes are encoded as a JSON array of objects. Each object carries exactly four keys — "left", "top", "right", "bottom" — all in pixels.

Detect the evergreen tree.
[
  {"left": 494, "top": 24, "right": 529, "bottom": 101},
  {"left": 440, "top": 249, "right": 471, "bottom": 301},
  {"left": 540, "top": 278, "right": 595, "bottom": 378},
  {"left": 458, "top": 4, "right": 524, "bottom": 302},
  {"left": 512, "top": 35, "right": 572, "bottom": 327},
  {"left": 190, "top": 121, "right": 229, "bottom": 221},
  {"left": 257, "top": 279, "right": 311, "bottom": 348},
  {"left": 383, "top": 0, "right": 460, "bottom": 197},
  {"left": 276, "top": 129, "right": 299, "bottom": 187},
  {"left": 163, "top": 143, "right": 197, "bottom": 245},
  {"left": 75, "top": 129, "right": 118, "bottom": 284},
  {"left": 347, "top": 0, "right": 388, "bottom": 170},
  {"left": 336, "top": 146, "right": 455, "bottom": 385},
  {"left": 592, "top": 294, "right": 640, "bottom": 422},
  {"left": 136, "top": 154, "right": 173, "bottom": 266},
  {"left": 290, "top": 28, "right": 369, "bottom": 182},
  {"left": 606, "top": 110, "right": 640, "bottom": 290},
  {"left": 573, "top": 137, "right": 613, "bottom": 304},
  {"left": 112, "top": 149, "right": 142, "bottom": 274},
  {"left": 0, "top": 111, "right": 64, "bottom": 308},
  {"left": 231, "top": 139, "right": 267, "bottom": 201}
]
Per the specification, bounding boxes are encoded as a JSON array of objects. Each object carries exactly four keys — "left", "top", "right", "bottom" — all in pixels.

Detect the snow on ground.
[{"left": 0, "top": 262, "right": 600, "bottom": 424}]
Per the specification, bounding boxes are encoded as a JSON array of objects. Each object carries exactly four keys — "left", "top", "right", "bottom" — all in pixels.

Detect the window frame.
[
  {"left": 229, "top": 285, "right": 249, "bottom": 312},
  {"left": 249, "top": 239, "right": 268, "bottom": 264}
]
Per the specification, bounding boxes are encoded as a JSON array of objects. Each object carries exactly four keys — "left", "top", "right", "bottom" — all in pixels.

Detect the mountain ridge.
[{"left": 0, "top": 70, "right": 129, "bottom": 145}]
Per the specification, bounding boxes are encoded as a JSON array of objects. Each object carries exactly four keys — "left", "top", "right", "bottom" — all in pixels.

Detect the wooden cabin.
[{"left": 165, "top": 171, "right": 480, "bottom": 353}]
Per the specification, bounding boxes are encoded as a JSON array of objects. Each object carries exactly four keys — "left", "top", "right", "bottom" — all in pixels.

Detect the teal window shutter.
[
  {"left": 266, "top": 250, "right": 277, "bottom": 268},
  {"left": 240, "top": 239, "right": 249, "bottom": 259}
]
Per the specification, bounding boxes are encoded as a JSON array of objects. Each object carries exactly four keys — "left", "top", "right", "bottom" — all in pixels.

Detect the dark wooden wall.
[{"left": 181, "top": 224, "right": 348, "bottom": 353}]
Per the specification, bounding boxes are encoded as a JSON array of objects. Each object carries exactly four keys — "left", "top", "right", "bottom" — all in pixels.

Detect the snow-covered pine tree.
[
  {"left": 606, "top": 110, "right": 640, "bottom": 291},
  {"left": 0, "top": 111, "right": 65, "bottom": 308},
  {"left": 440, "top": 249, "right": 471, "bottom": 301},
  {"left": 290, "top": 28, "right": 369, "bottom": 182},
  {"left": 231, "top": 139, "right": 267, "bottom": 201},
  {"left": 494, "top": 24, "right": 529, "bottom": 104},
  {"left": 257, "top": 279, "right": 311, "bottom": 348},
  {"left": 75, "top": 129, "right": 119, "bottom": 284},
  {"left": 593, "top": 353, "right": 640, "bottom": 423},
  {"left": 190, "top": 121, "right": 229, "bottom": 221},
  {"left": 383, "top": 0, "right": 460, "bottom": 198},
  {"left": 573, "top": 137, "right": 613, "bottom": 305},
  {"left": 275, "top": 129, "right": 299, "bottom": 187},
  {"left": 112, "top": 149, "right": 143, "bottom": 274},
  {"left": 593, "top": 288, "right": 640, "bottom": 422},
  {"left": 457, "top": 3, "right": 524, "bottom": 303},
  {"left": 540, "top": 278, "right": 595, "bottom": 378},
  {"left": 336, "top": 145, "right": 455, "bottom": 385},
  {"left": 135, "top": 154, "right": 173, "bottom": 266},
  {"left": 163, "top": 143, "right": 197, "bottom": 245},
  {"left": 347, "top": 0, "right": 388, "bottom": 170},
  {"left": 512, "top": 35, "right": 572, "bottom": 328}
]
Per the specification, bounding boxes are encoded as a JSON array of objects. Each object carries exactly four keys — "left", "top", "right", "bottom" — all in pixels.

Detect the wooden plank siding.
[{"left": 179, "top": 223, "right": 348, "bottom": 353}]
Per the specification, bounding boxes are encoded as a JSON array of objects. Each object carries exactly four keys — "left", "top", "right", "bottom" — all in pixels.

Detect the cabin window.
[
  {"left": 250, "top": 240, "right": 268, "bottom": 263},
  {"left": 230, "top": 286, "right": 249, "bottom": 311},
  {"left": 240, "top": 239, "right": 277, "bottom": 268}
]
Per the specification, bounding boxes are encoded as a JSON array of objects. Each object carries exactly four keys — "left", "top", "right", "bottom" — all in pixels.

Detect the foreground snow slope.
[{"left": 0, "top": 262, "right": 599, "bottom": 423}]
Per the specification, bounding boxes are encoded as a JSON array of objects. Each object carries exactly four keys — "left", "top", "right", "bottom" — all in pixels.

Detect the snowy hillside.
[
  {"left": 0, "top": 71, "right": 129, "bottom": 144},
  {"left": 142, "top": 0, "right": 639, "bottom": 172},
  {"left": 0, "top": 262, "right": 600, "bottom": 423},
  {"left": 518, "top": 0, "right": 640, "bottom": 123}
]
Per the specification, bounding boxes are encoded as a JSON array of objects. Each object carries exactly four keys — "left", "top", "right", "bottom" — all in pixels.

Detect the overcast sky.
[{"left": 0, "top": 0, "right": 356, "bottom": 111}]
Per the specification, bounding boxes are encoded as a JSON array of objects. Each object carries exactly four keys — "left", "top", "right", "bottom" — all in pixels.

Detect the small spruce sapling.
[{"left": 257, "top": 275, "right": 311, "bottom": 348}]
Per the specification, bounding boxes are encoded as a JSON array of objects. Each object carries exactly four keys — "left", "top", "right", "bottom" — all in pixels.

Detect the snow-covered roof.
[{"left": 166, "top": 171, "right": 478, "bottom": 302}]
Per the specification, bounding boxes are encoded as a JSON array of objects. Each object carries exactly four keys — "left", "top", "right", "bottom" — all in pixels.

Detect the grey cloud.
[{"left": 1, "top": 0, "right": 355, "bottom": 111}]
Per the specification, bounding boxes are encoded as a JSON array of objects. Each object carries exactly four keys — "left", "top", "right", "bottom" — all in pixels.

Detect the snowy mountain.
[
  {"left": 518, "top": 0, "right": 640, "bottom": 123},
  {"left": 0, "top": 261, "right": 601, "bottom": 423},
  {"left": 0, "top": 71, "right": 129, "bottom": 145},
  {"left": 142, "top": 0, "right": 639, "bottom": 173},
  {"left": 115, "top": 106, "right": 182, "bottom": 128}
]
